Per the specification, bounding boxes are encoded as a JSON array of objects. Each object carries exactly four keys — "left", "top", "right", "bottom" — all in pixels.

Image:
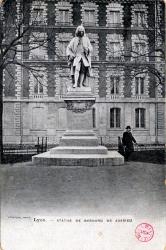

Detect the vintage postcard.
[{"left": 0, "top": 0, "right": 165, "bottom": 249}]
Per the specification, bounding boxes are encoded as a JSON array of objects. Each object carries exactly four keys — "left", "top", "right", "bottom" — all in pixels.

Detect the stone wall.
[{"left": 3, "top": 100, "right": 165, "bottom": 144}]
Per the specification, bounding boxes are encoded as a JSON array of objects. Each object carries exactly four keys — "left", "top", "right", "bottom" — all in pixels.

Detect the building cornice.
[
  {"left": 45, "top": 0, "right": 160, "bottom": 3},
  {"left": 3, "top": 98, "right": 166, "bottom": 103},
  {"left": 24, "top": 24, "right": 156, "bottom": 31},
  {"left": 4, "top": 0, "right": 161, "bottom": 3},
  {"left": 22, "top": 60, "right": 160, "bottom": 66}
]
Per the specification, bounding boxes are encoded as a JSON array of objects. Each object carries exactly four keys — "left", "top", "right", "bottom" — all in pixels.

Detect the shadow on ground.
[{"left": 129, "top": 150, "right": 165, "bottom": 164}]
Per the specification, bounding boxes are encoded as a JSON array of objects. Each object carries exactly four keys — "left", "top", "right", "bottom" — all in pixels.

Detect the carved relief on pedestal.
[{"left": 65, "top": 100, "right": 95, "bottom": 113}]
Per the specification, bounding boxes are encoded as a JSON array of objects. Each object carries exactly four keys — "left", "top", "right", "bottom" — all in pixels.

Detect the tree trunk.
[
  {"left": 0, "top": 5, "right": 4, "bottom": 163},
  {"left": 0, "top": 66, "right": 3, "bottom": 163}
]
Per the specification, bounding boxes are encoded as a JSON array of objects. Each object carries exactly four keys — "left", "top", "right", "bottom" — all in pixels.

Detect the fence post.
[
  {"left": 41, "top": 137, "right": 44, "bottom": 153},
  {"left": 118, "top": 136, "right": 121, "bottom": 151},
  {"left": 118, "top": 136, "right": 124, "bottom": 156},
  {"left": 37, "top": 137, "right": 40, "bottom": 154},
  {"left": 45, "top": 137, "right": 47, "bottom": 152}
]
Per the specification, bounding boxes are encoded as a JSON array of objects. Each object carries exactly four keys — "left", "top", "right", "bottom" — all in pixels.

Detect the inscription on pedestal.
[{"left": 67, "top": 109, "right": 93, "bottom": 130}]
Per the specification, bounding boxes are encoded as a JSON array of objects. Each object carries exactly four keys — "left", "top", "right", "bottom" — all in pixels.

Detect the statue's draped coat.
[{"left": 66, "top": 34, "right": 93, "bottom": 77}]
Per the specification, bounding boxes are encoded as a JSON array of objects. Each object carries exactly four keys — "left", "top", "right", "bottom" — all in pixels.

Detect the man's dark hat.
[{"left": 126, "top": 126, "right": 131, "bottom": 129}]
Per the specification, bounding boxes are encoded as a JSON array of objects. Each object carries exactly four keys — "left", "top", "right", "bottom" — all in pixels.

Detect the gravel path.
[{"left": 1, "top": 161, "right": 165, "bottom": 218}]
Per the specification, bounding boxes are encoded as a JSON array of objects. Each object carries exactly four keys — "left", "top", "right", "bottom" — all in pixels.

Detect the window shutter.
[
  {"left": 140, "top": 78, "right": 144, "bottom": 94},
  {"left": 141, "top": 109, "right": 145, "bottom": 128},
  {"left": 110, "top": 108, "right": 114, "bottom": 128},
  {"left": 116, "top": 108, "right": 120, "bottom": 127},
  {"left": 92, "top": 108, "right": 96, "bottom": 128},
  {"left": 135, "top": 108, "right": 139, "bottom": 127}
]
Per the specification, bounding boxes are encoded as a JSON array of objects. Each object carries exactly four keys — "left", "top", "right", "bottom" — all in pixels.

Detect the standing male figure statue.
[{"left": 66, "top": 25, "right": 93, "bottom": 88}]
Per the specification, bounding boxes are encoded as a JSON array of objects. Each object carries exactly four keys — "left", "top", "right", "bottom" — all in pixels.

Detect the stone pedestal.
[
  {"left": 65, "top": 98, "right": 95, "bottom": 130},
  {"left": 32, "top": 86, "right": 124, "bottom": 166},
  {"left": 64, "top": 87, "right": 95, "bottom": 130}
]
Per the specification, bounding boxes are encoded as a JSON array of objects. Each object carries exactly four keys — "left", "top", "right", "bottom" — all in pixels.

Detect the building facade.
[{"left": 2, "top": 0, "right": 165, "bottom": 145}]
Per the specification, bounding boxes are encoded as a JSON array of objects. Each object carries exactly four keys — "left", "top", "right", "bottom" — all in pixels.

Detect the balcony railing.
[
  {"left": 55, "top": 22, "right": 72, "bottom": 26},
  {"left": 132, "top": 56, "right": 148, "bottom": 62},
  {"left": 33, "top": 94, "right": 44, "bottom": 99},
  {"left": 110, "top": 94, "right": 120, "bottom": 99},
  {"left": 108, "top": 56, "right": 123, "bottom": 62},
  {"left": 132, "top": 24, "right": 147, "bottom": 29},
  {"left": 30, "top": 20, "right": 47, "bottom": 26},
  {"left": 135, "top": 95, "right": 145, "bottom": 99},
  {"left": 29, "top": 55, "right": 48, "bottom": 60},
  {"left": 91, "top": 56, "right": 98, "bottom": 61},
  {"left": 106, "top": 23, "right": 123, "bottom": 28},
  {"left": 83, "top": 22, "right": 96, "bottom": 27},
  {"left": 57, "top": 56, "right": 68, "bottom": 60}
]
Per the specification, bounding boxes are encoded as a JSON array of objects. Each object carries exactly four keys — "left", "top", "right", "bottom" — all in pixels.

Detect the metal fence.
[
  {"left": 2, "top": 136, "right": 165, "bottom": 164},
  {"left": 3, "top": 141, "right": 165, "bottom": 155},
  {"left": 3, "top": 137, "right": 48, "bottom": 155},
  {"left": 99, "top": 136, "right": 165, "bottom": 151},
  {"left": 3, "top": 147, "right": 36, "bottom": 155}
]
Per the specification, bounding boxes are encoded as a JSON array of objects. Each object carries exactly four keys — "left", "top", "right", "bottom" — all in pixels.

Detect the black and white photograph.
[{"left": 0, "top": 0, "right": 165, "bottom": 249}]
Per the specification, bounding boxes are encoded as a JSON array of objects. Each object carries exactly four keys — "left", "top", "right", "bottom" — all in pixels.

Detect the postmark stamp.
[{"left": 135, "top": 223, "right": 154, "bottom": 242}]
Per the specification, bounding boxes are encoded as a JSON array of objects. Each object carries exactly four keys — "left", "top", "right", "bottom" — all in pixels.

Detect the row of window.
[
  {"left": 31, "top": 74, "right": 147, "bottom": 97},
  {"left": 92, "top": 108, "right": 146, "bottom": 129},
  {"left": 110, "top": 76, "right": 146, "bottom": 95},
  {"left": 30, "top": 2, "right": 147, "bottom": 28},
  {"left": 30, "top": 106, "right": 146, "bottom": 131},
  {"left": 28, "top": 33, "right": 148, "bottom": 62}
]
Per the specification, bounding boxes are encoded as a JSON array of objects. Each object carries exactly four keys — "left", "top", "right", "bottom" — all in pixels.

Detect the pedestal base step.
[
  {"left": 64, "top": 130, "right": 95, "bottom": 136},
  {"left": 32, "top": 151, "right": 124, "bottom": 167},
  {"left": 50, "top": 146, "right": 108, "bottom": 155}
]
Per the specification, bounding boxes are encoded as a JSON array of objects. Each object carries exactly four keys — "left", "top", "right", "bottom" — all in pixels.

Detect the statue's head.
[{"left": 75, "top": 25, "right": 85, "bottom": 37}]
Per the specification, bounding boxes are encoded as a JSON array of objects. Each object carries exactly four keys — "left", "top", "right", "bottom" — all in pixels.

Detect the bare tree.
[{"left": 0, "top": 0, "right": 51, "bottom": 163}]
